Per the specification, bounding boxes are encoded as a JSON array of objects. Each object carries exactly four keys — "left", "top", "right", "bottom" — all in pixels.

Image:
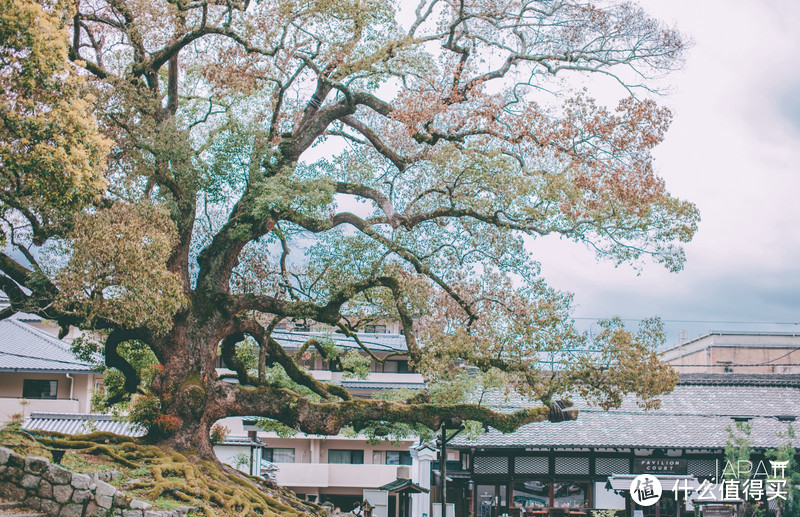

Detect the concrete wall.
[
  {"left": 662, "top": 333, "right": 800, "bottom": 373},
  {"left": 213, "top": 444, "right": 263, "bottom": 477},
  {"left": 276, "top": 463, "right": 400, "bottom": 490}
]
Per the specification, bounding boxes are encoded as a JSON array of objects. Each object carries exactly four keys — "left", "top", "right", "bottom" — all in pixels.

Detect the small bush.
[
  {"left": 210, "top": 424, "right": 230, "bottom": 445},
  {"left": 591, "top": 511, "right": 622, "bottom": 517},
  {"left": 129, "top": 393, "right": 162, "bottom": 430},
  {"left": 154, "top": 415, "right": 182, "bottom": 437},
  {"left": 129, "top": 393, "right": 181, "bottom": 438}
]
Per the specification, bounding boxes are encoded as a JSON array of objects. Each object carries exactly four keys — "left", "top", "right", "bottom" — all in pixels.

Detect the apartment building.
[{"left": 662, "top": 331, "right": 800, "bottom": 374}]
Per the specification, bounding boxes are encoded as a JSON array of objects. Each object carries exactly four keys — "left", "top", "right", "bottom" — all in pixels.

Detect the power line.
[{"left": 574, "top": 317, "right": 800, "bottom": 325}]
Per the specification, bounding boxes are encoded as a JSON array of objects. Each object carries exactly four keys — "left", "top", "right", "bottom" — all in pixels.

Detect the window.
[
  {"left": 328, "top": 449, "right": 364, "bottom": 464},
  {"left": 553, "top": 482, "right": 589, "bottom": 508},
  {"left": 386, "top": 451, "right": 412, "bottom": 465},
  {"left": 383, "top": 360, "right": 410, "bottom": 373},
  {"left": 513, "top": 480, "right": 548, "bottom": 509},
  {"left": 364, "top": 324, "right": 386, "bottom": 333},
  {"left": 22, "top": 380, "right": 57, "bottom": 399},
  {"left": 298, "top": 354, "right": 315, "bottom": 369},
  {"left": 263, "top": 448, "right": 295, "bottom": 463}
]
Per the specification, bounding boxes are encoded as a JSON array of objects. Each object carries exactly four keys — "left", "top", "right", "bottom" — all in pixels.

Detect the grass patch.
[{"left": 0, "top": 421, "right": 52, "bottom": 459}]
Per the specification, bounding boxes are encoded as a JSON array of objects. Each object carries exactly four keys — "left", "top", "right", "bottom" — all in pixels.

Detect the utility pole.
[{"left": 438, "top": 417, "right": 465, "bottom": 517}]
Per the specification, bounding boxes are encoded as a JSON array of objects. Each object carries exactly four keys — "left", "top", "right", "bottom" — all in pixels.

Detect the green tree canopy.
[{"left": 1, "top": 0, "right": 695, "bottom": 460}]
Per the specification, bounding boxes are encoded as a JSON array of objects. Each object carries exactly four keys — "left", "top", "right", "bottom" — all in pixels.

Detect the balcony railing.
[
  {"left": 275, "top": 463, "right": 402, "bottom": 488},
  {"left": 0, "top": 397, "right": 80, "bottom": 422}
]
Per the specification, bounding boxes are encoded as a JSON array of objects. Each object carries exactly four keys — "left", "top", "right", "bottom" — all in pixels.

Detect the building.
[
  {"left": 434, "top": 374, "right": 800, "bottom": 517},
  {"left": 0, "top": 313, "right": 101, "bottom": 421},
  {"left": 215, "top": 329, "right": 426, "bottom": 511},
  {"left": 662, "top": 332, "right": 800, "bottom": 374}
]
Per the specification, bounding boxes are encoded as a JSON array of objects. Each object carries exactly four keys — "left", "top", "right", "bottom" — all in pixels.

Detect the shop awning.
[{"left": 606, "top": 474, "right": 700, "bottom": 493}]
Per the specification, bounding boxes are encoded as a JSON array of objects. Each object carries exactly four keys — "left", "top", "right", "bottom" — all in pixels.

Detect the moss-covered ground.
[{"left": 0, "top": 422, "right": 317, "bottom": 516}]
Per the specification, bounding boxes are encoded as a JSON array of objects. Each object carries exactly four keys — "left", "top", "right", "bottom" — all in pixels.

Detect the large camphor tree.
[{"left": 2, "top": 0, "right": 697, "bottom": 461}]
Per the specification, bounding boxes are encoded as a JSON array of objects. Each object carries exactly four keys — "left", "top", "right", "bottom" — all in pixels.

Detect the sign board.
[
  {"left": 702, "top": 507, "right": 735, "bottom": 517},
  {"left": 633, "top": 458, "right": 687, "bottom": 474}
]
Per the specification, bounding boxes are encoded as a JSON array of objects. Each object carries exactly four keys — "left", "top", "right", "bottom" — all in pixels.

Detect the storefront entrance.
[
  {"left": 606, "top": 474, "right": 699, "bottom": 517},
  {"left": 632, "top": 496, "right": 681, "bottom": 517},
  {"left": 476, "top": 484, "right": 508, "bottom": 517}
]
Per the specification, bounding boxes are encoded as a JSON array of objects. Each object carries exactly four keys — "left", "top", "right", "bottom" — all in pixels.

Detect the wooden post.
[{"left": 441, "top": 424, "right": 448, "bottom": 516}]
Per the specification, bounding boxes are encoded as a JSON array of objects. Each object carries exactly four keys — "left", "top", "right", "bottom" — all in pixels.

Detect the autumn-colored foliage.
[
  {"left": 210, "top": 423, "right": 231, "bottom": 445},
  {"left": 1, "top": 0, "right": 695, "bottom": 462},
  {"left": 0, "top": 0, "right": 109, "bottom": 245}
]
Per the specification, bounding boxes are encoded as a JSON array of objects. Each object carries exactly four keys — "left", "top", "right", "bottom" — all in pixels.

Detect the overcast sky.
[{"left": 535, "top": 0, "right": 800, "bottom": 346}]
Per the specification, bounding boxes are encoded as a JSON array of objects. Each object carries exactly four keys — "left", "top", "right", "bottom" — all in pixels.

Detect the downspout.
[{"left": 66, "top": 373, "right": 74, "bottom": 399}]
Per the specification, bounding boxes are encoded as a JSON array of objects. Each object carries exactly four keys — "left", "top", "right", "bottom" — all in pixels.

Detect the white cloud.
[{"left": 530, "top": 0, "right": 800, "bottom": 345}]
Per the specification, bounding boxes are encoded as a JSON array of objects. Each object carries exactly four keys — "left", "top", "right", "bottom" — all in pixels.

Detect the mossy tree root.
[
  {"left": 37, "top": 436, "right": 140, "bottom": 469},
  {"left": 27, "top": 431, "right": 314, "bottom": 516}
]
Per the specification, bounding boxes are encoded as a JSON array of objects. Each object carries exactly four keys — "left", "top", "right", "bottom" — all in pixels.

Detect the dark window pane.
[
  {"left": 387, "top": 451, "right": 412, "bottom": 465},
  {"left": 263, "top": 448, "right": 295, "bottom": 463},
  {"left": 329, "top": 449, "right": 363, "bottom": 464},
  {"left": 22, "top": 380, "right": 57, "bottom": 399},
  {"left": 513, "top": 480, "right": 549, "bottom": 508},
  {"left": 328, "top": 450, "right": 349, "bottom": 464},
  {"left": 553, "top": 482, "right": 588, "bottom": 508}
]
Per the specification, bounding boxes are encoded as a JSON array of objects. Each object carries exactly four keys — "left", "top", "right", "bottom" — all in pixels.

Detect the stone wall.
[{"left": 0, "top": 447, "right": 195, "bottom": 517}]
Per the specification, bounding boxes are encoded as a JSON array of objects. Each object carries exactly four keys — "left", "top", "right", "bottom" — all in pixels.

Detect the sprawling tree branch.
[
  {"left": 221, "top": 381, "right": 576, "bottom": 435},
  {"left": 105, "top": 329, "right": 149, "bottom": 404}
]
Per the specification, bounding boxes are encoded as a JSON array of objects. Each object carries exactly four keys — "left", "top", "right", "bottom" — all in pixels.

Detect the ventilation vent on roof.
[
  {"left": 515, "top": 456, "right": 548, "bottom": 474},
  {"left": 595, "top": 457, "right": 630, "bottom": 476},
  {"left": 474, "top": 456, "right": 508, "bottom": 475},
  {"left": 687, "top": 459, "right": 716, "bottom": 477},
  {"left": 554, "top": 456, "right": 589, "bottom": 475}
]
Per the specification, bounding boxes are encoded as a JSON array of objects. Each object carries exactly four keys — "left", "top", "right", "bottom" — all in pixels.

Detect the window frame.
[
  {"left": 263, "top": 447, "right": 295, "bottom": 463},
  {"left": 22, "top": 379, "right": 58, "bottom": 399},
  {"left": 385, "top": 450, "right": 412, "bottom": 465},
  {"left": 328, "top": 449, "right": 364, "bottom": 464}
]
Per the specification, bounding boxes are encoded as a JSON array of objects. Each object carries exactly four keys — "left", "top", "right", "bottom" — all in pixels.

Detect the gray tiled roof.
[
  {"left": 0, "top": 315, "right": 96, "bottom": 373},
  {"left": 216, "top": 435, "right": 266, "bottom": 447},
  {"left": 452, "top": 375, "right": 800, "bottom": 450},
  {"left": 339, "top": 380, "right": 426, "bottom": 391},
  {"left": 272, "top": 329, "right": 408, "bottom": 353},
  {"left": 22, "top": 413, "right": 145, "bottom": 437}
]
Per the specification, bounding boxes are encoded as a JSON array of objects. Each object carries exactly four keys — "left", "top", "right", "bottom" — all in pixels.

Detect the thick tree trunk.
[
  {"left": 148, "top": 318, "right": 226, "bottom": 460},
  {"left": 164, "top": 413, "right": 216, "bottom": 458}
]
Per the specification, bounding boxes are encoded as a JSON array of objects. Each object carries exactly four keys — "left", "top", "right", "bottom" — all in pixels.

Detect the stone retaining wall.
[{"left": 0, "top": 447, "right": 195, "bottom": 517}]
